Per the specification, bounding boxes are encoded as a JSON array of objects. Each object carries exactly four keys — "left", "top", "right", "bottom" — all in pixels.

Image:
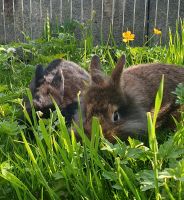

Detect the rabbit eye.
[{"left": 112, "top": 111, "right": 120, "bottom": 122}]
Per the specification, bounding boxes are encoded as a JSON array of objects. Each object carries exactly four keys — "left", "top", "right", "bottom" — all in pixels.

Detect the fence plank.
[
  {"left": 4, "top": 1, "right": 15, "bottom": 42},
  {"left": 180, "top": 0, "right": 184, "bottom": 20},
  {"left": 23, "top": 0, "right": 31, "bottom": 39},
  {"left": 41, "top": 0, "right": 49, "bottom": 20},
  {"left": 133, "top": 0, "right": 148, "bottom": 46},
  {"left": 92, "top": 0, "right": 102, "bottom": 44},
  {"left": 178, "top": 0, "right": 184, "bottom": 20},
  {"left": 102, "top": 0, "right": 113, "bottom": 44},
  {"left": 73, "top": 0, "right": 81, "bottom": 21},
  {"left": 14, "top": 0, "right": 24, "bottom": 42},
  {"left": 167, "top": 0, "right": 184, "bottom": 32},
  {"left": 0, "top": 0, "right": 5, "bottom": 43},
  {"left": 40, "top": 0, "right": 51, "bottom": 39},
  {"left": 31, "top": 0, "right": 43, "bottom": 39},
  {"left": 51, "top": 0, "right": 61, "bottom": 32},
  {"left": 82, "top": 0, "right": 92, "bottom": 43},
  {"left": 83, "top": 0, "right": 91, "bottom": 22},
  {"left": 0, "top": 0, "right": 183, "bottom": 45},
  {"left": 113, "top": 0, "right": 123, "bottom": 45},
  {"left": 123, "top": 0, "right": 134, "bottom": 32},
  {"left": 62, "top": 0, "right": 71, "bottom": 23}
]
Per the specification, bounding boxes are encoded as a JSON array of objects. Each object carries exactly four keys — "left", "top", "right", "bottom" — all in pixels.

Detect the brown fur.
[{"left": 79, "top": 55, "right": 184, "bottom": 143}]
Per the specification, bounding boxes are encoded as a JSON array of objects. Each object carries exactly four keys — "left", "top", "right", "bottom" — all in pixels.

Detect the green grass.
[
  {"left": 164, "top": 19, "right": 184, "bottom": 65},
  {"left": 0, "top": 19, "right": 184, "bottom": 199}
]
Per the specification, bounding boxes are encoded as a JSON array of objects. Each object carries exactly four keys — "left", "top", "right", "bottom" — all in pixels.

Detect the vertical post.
[
  {"left": 2, "top": 0, "right": 7, "bottom": 43},
  {"left": 143, "top": 0, "right": 148, "bottom": 43},
  {"left": 146, "top": 0, "right": 151, "bottom": 45},
  {"left": 177, "top": 0, "right": 181, "bottom": 20},
  {"left": 132, "top": 0, "right": 136, "bottom": 33},
  {"left": 122, "top": 0, "right": 126, "bottom": 33}
]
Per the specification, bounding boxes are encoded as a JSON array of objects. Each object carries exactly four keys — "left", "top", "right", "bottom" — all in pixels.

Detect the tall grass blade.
[
  {"left": 21, "top": 132, "right": 37, "bottom": 165},
  {"left": 147, "top": 76, "right": 164, "bottom": 200},
  {"left": 116, "top": 158, "right": 143, "bottom": 200},
  {"left": 51, "top": 97, "right": 73, "bottom": 154},
  {"left": 153, "top": 75, "right": 164, "bottom": 127}
]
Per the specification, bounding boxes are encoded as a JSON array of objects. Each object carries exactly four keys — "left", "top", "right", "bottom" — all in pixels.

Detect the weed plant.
[{"left": 0, "top": 19, "right": 183, "bottom": 199}]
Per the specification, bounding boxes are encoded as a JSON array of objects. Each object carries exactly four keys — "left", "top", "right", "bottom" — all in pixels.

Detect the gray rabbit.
[
  {"left": 77, "top": 55, "right": 184, "bottom": 142},
  {"left": 25, "top": 59, "right": 90, "bottom": 125}
]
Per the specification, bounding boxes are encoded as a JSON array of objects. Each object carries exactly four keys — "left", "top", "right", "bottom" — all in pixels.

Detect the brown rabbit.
[
  {"left": 25, "top": 59, "right": 90, "bottom": 125},
  {"left": 79, "top": 55, "right": 184, "bottom": 142}
]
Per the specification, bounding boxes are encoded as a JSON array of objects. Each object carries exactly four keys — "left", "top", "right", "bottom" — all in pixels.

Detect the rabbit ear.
[
  {"left": 90, "top": 55, "right": 105, "bottom": 85},
  {"left": 51, "top": 69, "right": 64, "bottom": 92},
  {"left": 35, "top": 64, "right": 44, "bottom": 87},
  {"left": 90, "top": 55, "right": 101, "bottom": 71},
  {"left": 111, "top": 55, "right": 126, "bottom": 86}
]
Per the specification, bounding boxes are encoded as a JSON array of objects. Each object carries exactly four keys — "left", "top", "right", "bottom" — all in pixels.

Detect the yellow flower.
[
  {"left": 122, "top": 31, "right": 135, "bottom": 43},
  {"left": 153, "top": 28, "right": 162, "bottom": 35}
]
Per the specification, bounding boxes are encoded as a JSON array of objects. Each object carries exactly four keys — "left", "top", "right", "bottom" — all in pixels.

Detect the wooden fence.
[{"left": 0, "top": 0, "right": 183, "bottom": 45}]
